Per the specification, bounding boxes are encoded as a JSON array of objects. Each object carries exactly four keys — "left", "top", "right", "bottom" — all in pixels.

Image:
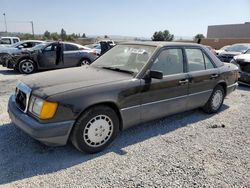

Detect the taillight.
[{"left": 92, "top": 49, "right": 97, "bottom": 56}]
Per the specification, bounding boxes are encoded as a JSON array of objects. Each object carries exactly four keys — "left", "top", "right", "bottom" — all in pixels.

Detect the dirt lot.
[{"left": 0, "top": 66, "right": 250, "bottom": 187}]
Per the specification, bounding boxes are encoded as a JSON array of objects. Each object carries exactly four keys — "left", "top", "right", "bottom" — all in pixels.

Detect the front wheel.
[
  {"left": 203, "top": 85, "right": 225, "bottom": 114},
  {"left": 19, "top": 59, "right": 36, "bottom": 74},
  {"left": 70, "top": 105, "right": 119, "bottom": 153}
]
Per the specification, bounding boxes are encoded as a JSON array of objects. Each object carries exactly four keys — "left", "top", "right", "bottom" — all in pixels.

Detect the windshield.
[
  {"left": 92, "top": 44, "right": 156, "bottom": 74},
  {"left": 226, "top": 44, "right": 250, "bottom": 52},
  {"left": 220, "top": 45, "right": 230, "bottom": 50},
  {"left": 31, "top": 43, "right": 47, "bottom": 50},
  {"left": 245, "top": 49, "right": 250, "bottom": 54}
]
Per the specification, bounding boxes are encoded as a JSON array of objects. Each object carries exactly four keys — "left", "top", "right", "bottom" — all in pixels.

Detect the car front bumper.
[
  {"left": 238, "top": 71, "right": 250, "bottom": 84},
  {"left": 8, "top": 95, "right": 75, "bottom": 146}
]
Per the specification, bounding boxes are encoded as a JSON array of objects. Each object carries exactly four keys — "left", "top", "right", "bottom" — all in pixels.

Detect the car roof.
[
  {"left": 120, "top": 41, "right": 204, "bottom": 48},
  {"left": 21, "top": 40, "right": 44, "bottom": 43}
]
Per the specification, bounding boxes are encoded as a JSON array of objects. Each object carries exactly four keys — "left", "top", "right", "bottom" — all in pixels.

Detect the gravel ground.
[{"left": 0, "top": 66, "right": 250, "bottom": 188}]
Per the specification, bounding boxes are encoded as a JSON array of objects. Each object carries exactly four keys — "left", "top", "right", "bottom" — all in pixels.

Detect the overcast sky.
[{"left": 0, "top": 0, "right": 250, "bottom": 38}]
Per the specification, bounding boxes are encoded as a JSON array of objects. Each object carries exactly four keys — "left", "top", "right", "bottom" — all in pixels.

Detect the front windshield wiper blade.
[{"left": 101, "top": 66, "right": 134, "bottom": 75}]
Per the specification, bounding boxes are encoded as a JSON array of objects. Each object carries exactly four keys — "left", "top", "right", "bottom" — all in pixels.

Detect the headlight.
[{"left": 29, "top": 96, "right": 58, "bottom": 120}]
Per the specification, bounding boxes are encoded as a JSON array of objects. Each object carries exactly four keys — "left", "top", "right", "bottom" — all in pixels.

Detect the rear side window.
[
  {"left": 65, "top": 44, "right": 79, "bottom": 51},
  {"left": 186, "top": 48, "right": 214, "bottom": 72},
  {"left": 151, "top": 48, "right": 184, "bottom": 75},
  {"left": 204, "top": 54, "right": 214, "bottom": 69}
]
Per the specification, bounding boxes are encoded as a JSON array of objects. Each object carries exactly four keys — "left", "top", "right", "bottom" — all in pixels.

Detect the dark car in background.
[
  {"left": 0, "top": 40, "right": 44, "bottom": 65},
  {"left": 7, "top": 41, "right": 97, "bottom": 74},
  {"left": 231, "top": 48, "right": 250, "bottom": 85},
  {"left": 217, "top": 43, "right": 250, "bottom": 62},
  {"left": 8, "top": 42, "right": 238, "bottom": 153}
]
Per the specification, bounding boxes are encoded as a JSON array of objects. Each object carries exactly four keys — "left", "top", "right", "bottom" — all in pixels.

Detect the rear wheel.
[
  {"left": 203, "top": 85, "right": 225, "bottom": 113},
  {"left": 80, "top": 58, "right": 91, "bottom": 66},
  {"left": 19, "top": 59, "right": 36, "bottom": 74},
  {"left": 70, "top": 105, "right": 119, "bottom": 153}
]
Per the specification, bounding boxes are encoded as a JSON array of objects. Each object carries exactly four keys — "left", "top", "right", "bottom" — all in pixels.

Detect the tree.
[
  {"left": 104, "top": 35, "right": 108, "bottom": 39},
  {"left": 60, "top": 28, "right": 67, "bottom": 40},
  {"left": 82, "top": 33, "right": 86, "bottom": 38},
  {"left": 152, "top": 30, "right": 174, "bottom": 41},
  {"left": 44, "top": 30, "right": 51, "bottom": 40},
  {"left": 51, "top": 32, "right": 60, "bottom": 40},
  {"left": 194, "top": 34, "right": 205, "bottom": 40}
]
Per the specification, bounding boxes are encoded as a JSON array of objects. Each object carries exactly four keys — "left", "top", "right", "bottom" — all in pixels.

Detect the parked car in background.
[
  {"left": 8, "top": 41, "right": 97, "bottom": 74},
  {"left": 0, "top": 40, "right": 44, "bottom": 65},
  {"left": 215, "top": 45, "right": 231, "bottom": 55},
  {"left": 0, "top": 37, "right": 20, "bottom": 47},
  {"left": 86, "top": 43, "right": 101, "bottom": 56},
  {"left": 230, "top": 48, "right": 250, "bottom": 85},
  {"left": 8, "top": 42, "right": 238, "bottom": 153},
  {"left": 217, "top": 43, "right": 250, "bottom": 62}
]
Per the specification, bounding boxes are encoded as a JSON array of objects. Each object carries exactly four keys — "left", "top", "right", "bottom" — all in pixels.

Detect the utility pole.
[
  {"left": 30, "top": 21, "right": 34, "bottom": 37},
  {"left": 3, "top": 13, "right": 7, "bottom": 34}
]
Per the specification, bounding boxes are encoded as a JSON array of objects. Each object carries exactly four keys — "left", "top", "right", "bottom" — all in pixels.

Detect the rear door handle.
[
  {"left": 210, "top": 74, "right": 219, "bottom": 79},
  {"left": 178, "top": 79, "right": 189, "bottom": 85}
]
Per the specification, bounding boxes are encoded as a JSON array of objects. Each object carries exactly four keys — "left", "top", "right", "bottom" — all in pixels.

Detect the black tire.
[
  {"left": 19, "top": 59, "right": 37, "bottom": 74},
  {"left": 202, "top": 85, "right": 225, "bottom": 114},
  {"left": 79, "top": 58, "right": 91, "bottom": 66},
  {"left": 70, "top": 105, "right": 119, "bottom": 153}
]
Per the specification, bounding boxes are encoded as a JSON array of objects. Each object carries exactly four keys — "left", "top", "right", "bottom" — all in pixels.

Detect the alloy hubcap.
[
  {"left": 212, "top": 90, "right": 223, "bottom": 110},
  {"left": 81, "top": 60, "right": 90, "bottom": 66},
  {"left": 83, "top": 115, "right": 113, "bottom": 147},
  {"left": 21, "top": 61, "right": 34, "bottom": 73}
]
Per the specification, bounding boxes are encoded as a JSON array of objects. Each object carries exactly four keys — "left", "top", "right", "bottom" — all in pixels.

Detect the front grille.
[
  {"left": 237, "top": 60, "right": 250, "bottom": 73},
  {"left": 15, "top": 82, "right": 32, "bottom": 113}
]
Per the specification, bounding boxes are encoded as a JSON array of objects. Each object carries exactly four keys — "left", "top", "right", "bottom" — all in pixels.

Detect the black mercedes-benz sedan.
[{"left": 8, "top": 42, "right": 238, "bottom": 153}]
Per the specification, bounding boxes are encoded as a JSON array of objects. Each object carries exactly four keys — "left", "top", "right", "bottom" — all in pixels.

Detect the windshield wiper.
[{"left": 101, "top": 66, "right": 134, "bottom": 75}]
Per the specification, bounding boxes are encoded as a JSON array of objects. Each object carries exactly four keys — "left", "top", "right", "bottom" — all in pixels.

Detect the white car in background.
[
  {"left": 215, "top": 45, "right": 231, "bottom": 55},
  {"left": 0, "top": 37, "right": 20, "bottom": 47}
]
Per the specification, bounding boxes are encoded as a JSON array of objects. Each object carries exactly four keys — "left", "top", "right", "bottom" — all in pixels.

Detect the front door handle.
[
  {"left": 210, "top": 74, "right": 219, "bottom": 79},
  {"left": 179, "top": 79, "right": 189, "bottom": 85}
]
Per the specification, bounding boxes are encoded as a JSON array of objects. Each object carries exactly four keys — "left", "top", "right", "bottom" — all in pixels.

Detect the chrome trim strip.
[
  {"left": 188, "top": 89, "right": 212, "bottom": 96},
  {"left": 227, "top": 83, "right": 238, "bottom": 88},
  {"left": 121, "top": 89, "right": 212, "bottom": 111},
  {"left": 16, "top": 82, "right": 32, "bottom": 113}
]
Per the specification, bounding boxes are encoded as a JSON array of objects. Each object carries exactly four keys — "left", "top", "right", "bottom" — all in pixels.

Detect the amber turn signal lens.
[{"left": 39, "top": 101, "right": 58, "bottom": 120}]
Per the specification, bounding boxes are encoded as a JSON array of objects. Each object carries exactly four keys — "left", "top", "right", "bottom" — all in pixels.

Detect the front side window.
[
  {"left": 151, "top": 48, "right": 184, "bottom": 75},
  {"left": 13, "top": 39, "right": 19, "bottom": 43},
  {"left": 92, "top": 44, "right": 156, "bottom": 74},
  {"left": 44, "top": 43, "right": 57, "bottom": 51}
]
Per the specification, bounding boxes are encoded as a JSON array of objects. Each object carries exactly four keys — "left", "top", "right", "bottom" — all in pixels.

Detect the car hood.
[
  {"left": 20, "top": 66, "right": 132, "bottom": 98},
  {"left": 234, "top": 54, "right": 250, "bottom": 63}
]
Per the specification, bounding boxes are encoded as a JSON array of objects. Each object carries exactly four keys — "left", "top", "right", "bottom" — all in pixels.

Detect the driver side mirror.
[{"left": 144, "top": 70, "right": 163, "bottom": 80}]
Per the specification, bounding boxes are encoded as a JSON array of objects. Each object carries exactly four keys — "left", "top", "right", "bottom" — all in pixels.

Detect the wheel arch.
[
  {"left": 78, "top": 57, "right": 91, "bottom": 66},
  {"left": 17, "top": 57, "right": 38, "bottom": 67},
  {"left": 75, "top": 101, "right": 123, "bottom": 131},
  {"left": 216, "top": 81, "right": 227, "bottom": 96}
]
